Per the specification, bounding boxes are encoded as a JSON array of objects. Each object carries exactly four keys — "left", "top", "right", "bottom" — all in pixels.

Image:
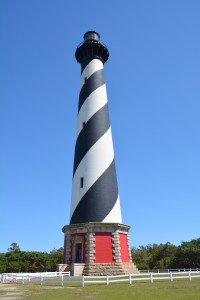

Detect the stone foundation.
[
  {"left": 83, "top": 262, "right": 139, "bottom": 276},
  {"left": 62, "top": 222, "right": 139, "bottom": 275},
  {"left": 71, "top": 263, "right": 85, "bottom": 276}
]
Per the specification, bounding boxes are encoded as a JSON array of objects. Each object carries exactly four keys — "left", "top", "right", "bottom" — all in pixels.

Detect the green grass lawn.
[{"left": 0, "top": 279, "right": 200, "bottom": 300}]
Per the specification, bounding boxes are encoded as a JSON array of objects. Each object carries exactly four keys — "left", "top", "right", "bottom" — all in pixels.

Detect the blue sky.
[{"left": 1, "top": 0, "right": 200, "bottom": 253}]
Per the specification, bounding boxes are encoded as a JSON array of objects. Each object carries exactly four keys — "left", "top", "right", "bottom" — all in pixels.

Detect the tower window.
[
  {"left": 82, "top": 122, "right": 86, "bottom": 129},
  {"left": 84, "top": 77, "right": 87, "bottom": 84},
  {"left": 80, "top": 177, "right": 84, "bottom": 188}
]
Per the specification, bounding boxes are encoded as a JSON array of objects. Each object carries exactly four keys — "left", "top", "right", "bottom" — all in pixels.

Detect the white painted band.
[
  {"left": 102, "top": 195, "right": 122, "bottom": 223},
  {"left": 80, "top": 59, "right": 104, "bottom": 89},
  {"left": 76, "top": 84, "right": 108, "bottom": 138},
  {"left": 70, "top": 127, "right": 114, "bottom": 218}
]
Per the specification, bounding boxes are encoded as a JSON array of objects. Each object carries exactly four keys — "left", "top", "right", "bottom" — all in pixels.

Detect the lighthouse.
[{"left": 62, "top": 31, "right": 138, "bottom": 276}]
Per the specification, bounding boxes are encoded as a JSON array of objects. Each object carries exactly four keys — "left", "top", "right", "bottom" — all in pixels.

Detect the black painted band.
[
  {"left": 70, "top": 160, "right": 118, "bottom": 224},
  {"left": 78, "top": 69, "right": 105, "bottom": 113},
  {"left": 73, "top": 104, "right": 110, "bottom": 176}
]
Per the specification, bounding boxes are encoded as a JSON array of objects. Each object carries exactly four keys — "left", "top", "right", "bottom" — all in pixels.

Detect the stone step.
[{"left": 83, "top": 262, "right": 139, "bottom": 276}]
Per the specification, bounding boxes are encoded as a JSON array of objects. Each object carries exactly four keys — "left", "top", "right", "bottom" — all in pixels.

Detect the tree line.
[
  {"left": 131, "top": 238, "right": 200, "bottom": 270},
  {"left": 0, "top": 238, "right": 199, "bottom": 273},
  {"left": 0, "top": 243, "right": 63, "bottom": 273}
]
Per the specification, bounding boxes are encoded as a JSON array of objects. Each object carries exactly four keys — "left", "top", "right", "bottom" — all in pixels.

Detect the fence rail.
[
  {"left": 82, "top": 271, "right": 200, "bottom": 286},
  {"left": 140, "top": 268, "right": 199, "bottom": 273},
  {"left": 1, "top": 271, "right": 71, "bottom": 285},
  {"left": 1, "top": 270, "right": 200, "bottom": 287}
]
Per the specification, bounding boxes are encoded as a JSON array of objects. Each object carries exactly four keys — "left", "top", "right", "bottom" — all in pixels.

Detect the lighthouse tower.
[{"left": 62, "top": 31, "right": 138, "bottom": 276}]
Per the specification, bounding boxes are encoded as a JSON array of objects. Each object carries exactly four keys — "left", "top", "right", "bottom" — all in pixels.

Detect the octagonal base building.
[{"left": 61, "top": 31, "right": 138, "bottom": 276}]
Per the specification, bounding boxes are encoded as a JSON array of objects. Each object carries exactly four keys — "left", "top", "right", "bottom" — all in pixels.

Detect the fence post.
[
  {"left": 22, "top": 275, "right": 24, "bottom": 284},
  {"left": 189, "top": 271, "right": 191, "bottom": 281},
  {"left": 106, "top": 275, "right": 109, "bottom": 286},
  {"left": 82, "top": 275, "right": 84, "bottom": 287},
  {"left": 150, "top": 272, "right": 153, "bottom": 283},
  {"left": 129, "top": 274, "right": 132, "bottom": 284},
  {"left": 40, "top": 273, "right": 43, "bottom": 286},
  {"left": 170, "top": 272, "right": 173, "bottom": 282},
  {"left": 61, "top": 274, "right": 63, "bottom": 287}
]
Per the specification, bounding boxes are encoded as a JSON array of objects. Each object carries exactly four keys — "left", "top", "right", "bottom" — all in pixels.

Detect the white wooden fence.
[
  {"left": 140, "top": 268, "right": 199, "bottom": 273},
  {"left": 82, "top": 271, "right": 200, "bottom": 287},
  {"left": 1, "top": 271, "right": 71, "bottom": 285},
  {"left": 1, "top": 270, "right": 200, "bottom": 287}
]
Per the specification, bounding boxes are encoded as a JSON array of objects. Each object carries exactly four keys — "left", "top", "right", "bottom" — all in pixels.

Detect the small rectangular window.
[
  {"left": 82, "top": 122, "right": 86, "bottom": 129},
  {"left": 80, "top": 177, "right": 84, "bottom": 188},
  {"left": 84, "top": 77, "right": 87, "bottom": 84}
]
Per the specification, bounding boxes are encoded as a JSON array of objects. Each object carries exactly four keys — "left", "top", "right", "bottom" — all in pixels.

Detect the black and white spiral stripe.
[{"left": 70, "top": 58, "right": 122, "bottom": 224}]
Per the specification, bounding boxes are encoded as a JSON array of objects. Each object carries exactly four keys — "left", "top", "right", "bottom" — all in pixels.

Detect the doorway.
[{"left": 75, "top": 243, "right": 82, "bottom": 263}]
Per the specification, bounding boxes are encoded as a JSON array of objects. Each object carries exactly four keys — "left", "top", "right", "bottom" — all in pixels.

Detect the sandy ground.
[
  {"left": 0, "top": 284, "right": 24, "bottom": 300},
  {"left": 0, "top": 283, "right": 77, "bottom": 299},
  {"left": 0, "top": 283, "right": 70, "bottom": 299}
]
